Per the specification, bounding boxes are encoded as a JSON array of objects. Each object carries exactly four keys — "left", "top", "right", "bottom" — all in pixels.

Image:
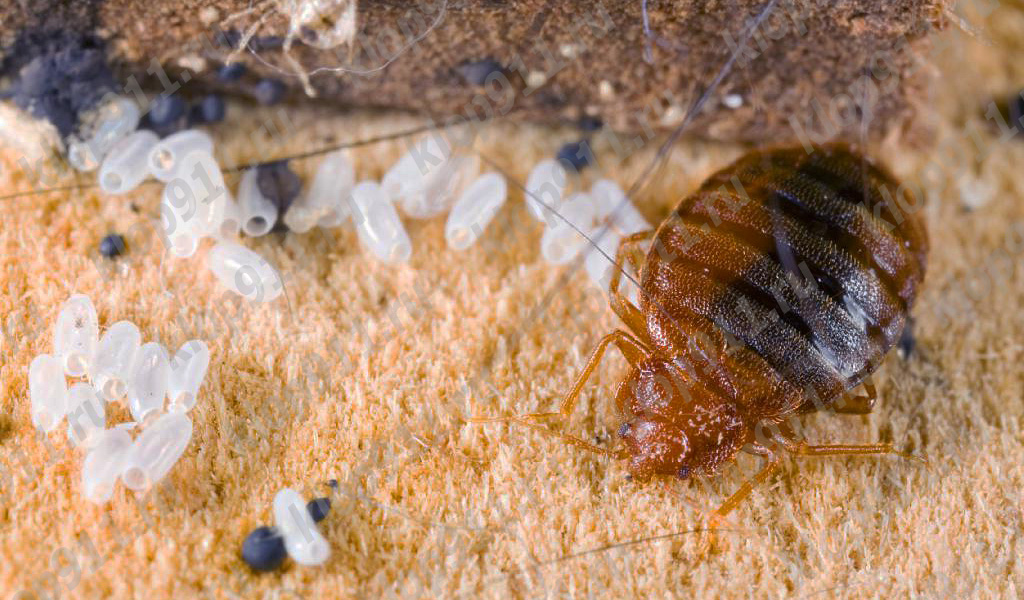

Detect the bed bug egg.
[
  {"left": 540, "top": 192, "right": 596, "bottom": 265},
  {"left": 273, "top": 488, "right": 330, "bottom": 566},
  {"left": 67, "top": 95, "right": 141, "bottom": 172},
  {"left": 148, "top": 129, "right": 215, "bottom": 182},
  {"left": 167, "top": 340, "right": 209, "bottom": 412},
  {"left": 29, "top": 354, "right": 69, "bottom": 432},
  {"left": 81, "top": 427, "right": 132, "bottom": 503},
  {"left": 160, "top": 181, "right": 204, "bottom": 258},
  {"left": 382, "top": 134, "right": 459, "bottom": 218},
  {"left": 122, "top": 411, "right": 193, "bottom": 491},
  {"left": 206, "top": 241, "right": 284, "bottom": 302},
  {"left": 524, "top": 159, "right": 569, "bottom": 222},
  {"left": 238, "top": 168, "right": 279, "bottom": 236},
  {"left": 590, "top": 178, "right": 650, "bottom": 234},
  {"left": 127, "top": 342, "right": 170, "bottom": 424},
  {"left": 180, "top": 151, "right": 236, "bottom": 238},
  {"left": 98, "top": 130, "right": 159, "bottom": 194},
  {"left": 445, "top": 172, "right": 507, "bottom": 250},
  {"left": 284, "top": 151, "right": 354, "bottom": 233},
  {"left": 66, "top": 382, "right": 106, "bottom": 448},
  {"left": 91, "top": 320, "right": 142, "bottom": 403},
  {"left": 349, "top": 181, "right": 412, "bottom": 263},
  {"left": 54, "top": 294, "right": 99, "bottom": 377}
]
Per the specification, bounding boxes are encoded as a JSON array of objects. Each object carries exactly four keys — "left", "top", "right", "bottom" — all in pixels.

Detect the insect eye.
[{"left": 677, "top": 465, "right": 691, "bottom": 479}]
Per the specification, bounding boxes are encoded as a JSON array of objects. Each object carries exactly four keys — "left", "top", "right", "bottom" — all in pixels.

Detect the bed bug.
[{"left": 473, "top": 144, "right": 928, "bottom": 527}]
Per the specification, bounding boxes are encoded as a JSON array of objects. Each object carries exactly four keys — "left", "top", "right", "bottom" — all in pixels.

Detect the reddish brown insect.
[{"left": 474, "top": 144, "right": 928, "bottom": 525}]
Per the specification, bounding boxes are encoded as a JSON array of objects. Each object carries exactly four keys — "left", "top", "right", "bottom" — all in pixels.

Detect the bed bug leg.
[
  {"left": 771, "top": 429, "right": 926, "bottom": 465},
  {"left": 608, "top": 230, "right": 656, "bottom": 340},
  {"left": 703, "top": 456, "right": 784, "bottom": 550},
  {"left": 467, "top": 330, "right": 647, "bottom": 459},
  {"left": 833, "top": 377, "right": 878, "bottom": 414},
  {"left": 469, "top": 330, "right": 648, "bottom": 424}
]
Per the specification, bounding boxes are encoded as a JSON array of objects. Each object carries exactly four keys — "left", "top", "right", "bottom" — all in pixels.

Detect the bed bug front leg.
[{"left": 466, "top": 330, "right": 646, "bottom": 458}]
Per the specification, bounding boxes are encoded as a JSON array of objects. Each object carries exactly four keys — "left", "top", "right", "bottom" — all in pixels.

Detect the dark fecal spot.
[
  {"left": 556, "top": 140, "right": 594, "bottom": 173},
  {"left": 214, "top": 29, "right": 242, "bottom": 48},
  {"left": 677, "top": 465, "right": 691, "bottom": 479},
  {"left": 898, "top": 317, "right": 916, "bottom": 359},
  {"left": 254, "top": 79, "right": 286, "bottom": 106},
  {"left": 577, "top": 116, "right": 603, "bottom": 132},
  {"left": 256, "top": 160, "right": 302, "bottom": 230},
  {"left": 249, "top": 35, "right": 285, "bottom": 51},
  {"left": 241, "top": 526, "right": 286, "bottom": 572},
  {"left": 1, "top": 29, "right": 116, "bottom": 138},
  {"left": 306, "top": 497, "right": 331, "bottom": 523},
  {"left": 99, "top": 233, "right": 126, "bottom": 258},
  {"left": 326, "top": 479, "right": 339, "bottom": 489},
  {"left": 217, "top": 62, "right": 246, "bottom": 82},
  {"left": 456, "top": 58, "right": 505, "bottom": 86},
  {"left": 1008, "top": 94, "right": 1024, "bottom": 129},
  {"left": 192, "top": 95, "right": 226, "bottom": 124},
  {"left": 147, "top": 94, "right": 186, "bottom": 127}
]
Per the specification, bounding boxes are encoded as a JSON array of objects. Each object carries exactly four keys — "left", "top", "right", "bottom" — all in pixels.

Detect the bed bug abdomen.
[{"left": 640, "top": 145, "right": 928, "bottom": 419}]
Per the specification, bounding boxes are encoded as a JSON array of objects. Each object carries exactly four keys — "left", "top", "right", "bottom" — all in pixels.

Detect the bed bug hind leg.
[
  {"left": 608, "top": 230, "right": 656, "bottom": 341},
  {"left": 833, "top": 376, "right": 878, "bottom": 414}
]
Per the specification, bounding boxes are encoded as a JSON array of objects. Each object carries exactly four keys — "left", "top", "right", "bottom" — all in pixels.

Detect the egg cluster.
[
  {"left": 28, "top": 294, "right": 207, "bottom": 503},
  {"left": 69, "top": 94, "right": 646, "bottom": 303},
  {"left": 526, "top": 159, "right": 650, "bottom": 297}
]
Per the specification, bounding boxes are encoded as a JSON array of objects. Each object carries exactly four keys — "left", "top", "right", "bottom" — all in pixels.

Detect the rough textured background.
[
  {"left": 1, "top": 0, "right": 945, "bottom": 144},
  {"left": 1, "top": 2, "right": 1023, "bottom": 600}
]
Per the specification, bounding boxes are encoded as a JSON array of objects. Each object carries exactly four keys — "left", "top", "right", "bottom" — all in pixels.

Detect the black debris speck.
[
  {"left": 256, "top": 160, "right": 302, "bottom": 223},
  {"left": 1009, "top": 94, "right": 1024, "bottom": 129},
  {"left": 898, "top": 318, "right": 916, "bottom": 359},
  {"left": 217, "top": 62, "right": 246, "bottom": 82},
  {"left": 99, "top": 233, "right": 126, "bottom": 258},
  {"left": 3, "top": 31, "right": 117, "bottom": 138},
  {"left": 307, "top": 497, "right": 331, "bottom": 523},
  {"left": 456, "top": 58, "right": 504, "bottom": 86},
  {"left": 193, "top": 95, "right": 226, "bottom": 124},
  {"left": 242, "top": 526, "right": 287, "bottom": 572},
  {"left": 326, "top": 479, "right": 339, "bottom": 489},
  {"left": 249, "top": 35, "right": 285, "bottom": 51},
  {"left": 148, "top": 94, "right": 186, "bottom": 126},
  {"left": 556, "top": 140, "right": 595, "bottom": 173},
  {"left": 577, "top": 116, "right": 603, "bottom": 132},
  {"left": 214, "top": 29, "right": 242, "bottom": 48},
  {"left": 254, "top": 79, "right": 286, "bottom": 106}
]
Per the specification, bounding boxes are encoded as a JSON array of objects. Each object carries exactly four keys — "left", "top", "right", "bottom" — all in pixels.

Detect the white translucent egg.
[
  {"left": 348, "top": 181, "right": 412, "bottom": 263},
  {"left": 445, "top": 172, "right": 507, "bottom": 251},
  {"left": 29, "top": 354, "right": 69, "bottom": 432},
  {"left": 53, "top": 294, "right": 99, "bottom": 377},
  {"left": 128, "top": 342, "right": 170, "bottom": 424},
  {"left": 122, "top": 411, "right": 193, "bottom": 491},
  {"left": 167, "top": 340, "right": 209, "bottom": 412},
  {"left": 273, "top": 488, "right": 330, "bottom": 566},
  {"left": 207, "top": 241, "right": 284, "bottom": 302},
  {"left": 91, "top": 320, "right": 142, "bottom": 403}
]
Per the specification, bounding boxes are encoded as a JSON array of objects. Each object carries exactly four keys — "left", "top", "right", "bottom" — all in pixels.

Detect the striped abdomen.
[{"left": 639, "top": 145, "right": 928, "bottom": 419}]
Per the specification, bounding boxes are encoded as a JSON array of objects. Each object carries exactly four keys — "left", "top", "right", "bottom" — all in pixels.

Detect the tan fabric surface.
[{"left": 1, "top": 5, "right": 1023, "bottom": 600}]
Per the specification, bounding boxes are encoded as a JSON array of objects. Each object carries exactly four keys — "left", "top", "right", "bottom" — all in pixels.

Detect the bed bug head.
[{"left": 615, "top": 357, "right": 749, "bottom": 483}]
